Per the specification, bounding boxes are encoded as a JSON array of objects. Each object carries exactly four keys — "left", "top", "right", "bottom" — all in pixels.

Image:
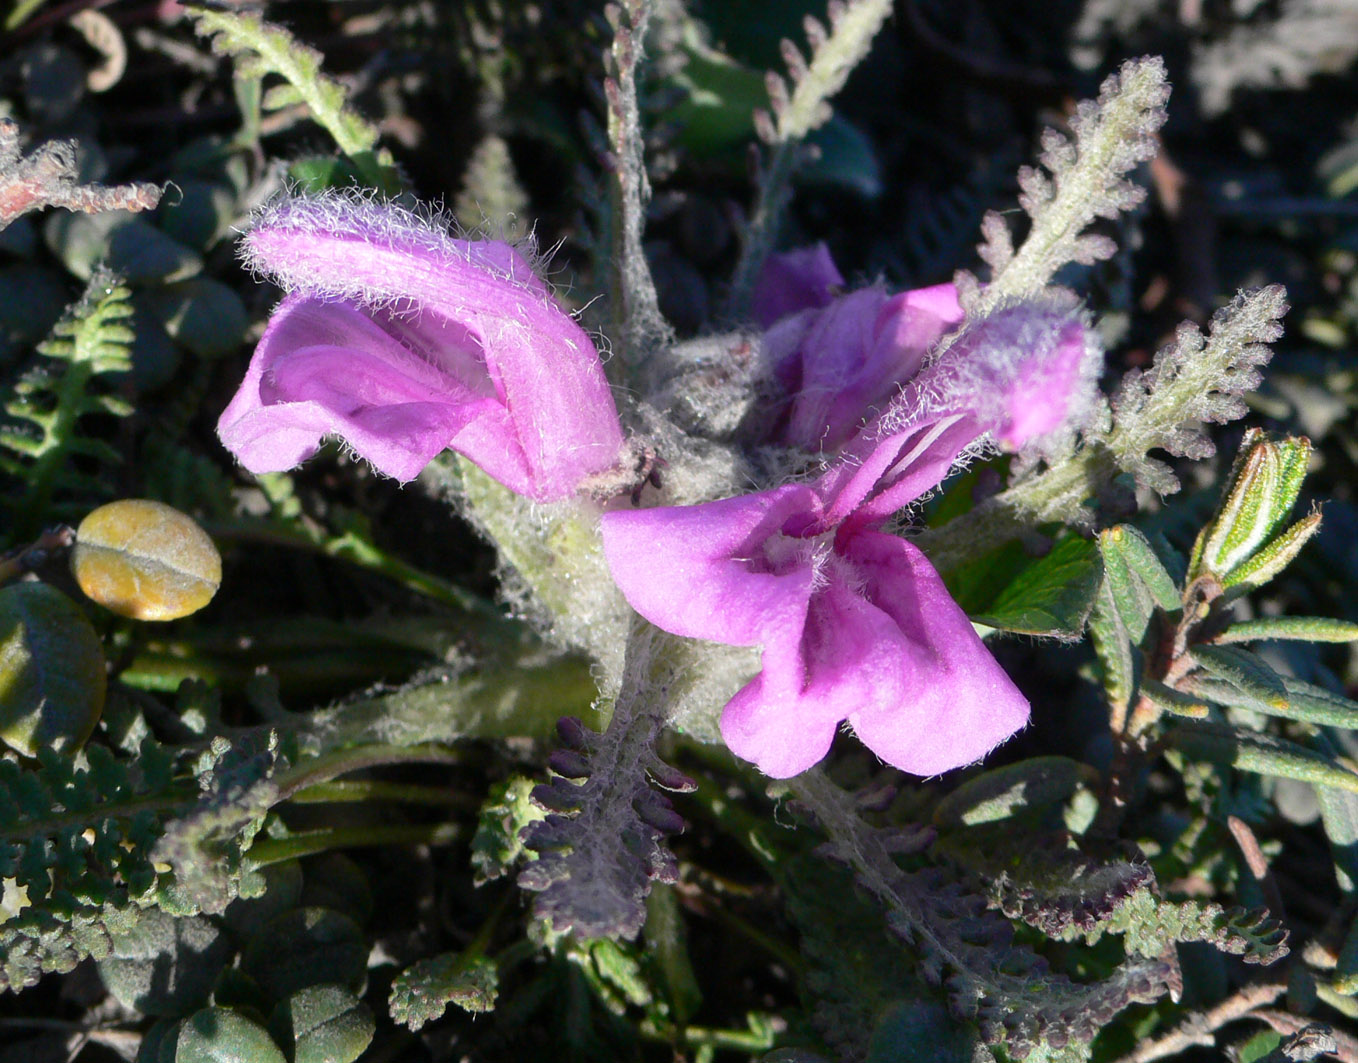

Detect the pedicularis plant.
[{"left": 3, "top": 1, "right": 1358, "bottom": 1061}]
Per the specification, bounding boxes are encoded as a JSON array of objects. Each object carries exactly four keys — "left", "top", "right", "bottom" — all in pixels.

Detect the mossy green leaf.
[
  {"left": 0, "top": 582, "right": 105, "bottom": 756},
  {"left": 175, "top": 1007, "right": 287, "bottom": 1063},
  {"left": 269, "top": 984, "right": 375, "bottom": 1063}
]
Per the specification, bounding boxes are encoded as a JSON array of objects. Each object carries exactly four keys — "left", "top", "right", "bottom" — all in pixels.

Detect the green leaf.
[
  {"left": 944, "top": 534, "right": 1101, "bottom": 639},
  {"left": 0, "top": 582, "right": 106, "bottom": 756},
  {"left": 71, "top": 499, "right": 222, "bottom": 621},
  {"left": 1189, "top": 431, "right": 1311, "bottom": 583},
  {"left": 155, "top": 178, "right": 237, "bottom": 250},
  {"left": 666, "top": 37, "right": 766, "bottom": 156},
  {"left": 802, "top": 117, "right": 882, "bottom": 198},
  {"left": 1189, "top": 644, "right": 1289, "bottom": 712},
  {"left": 175, "top": 1007, "right": 287, "bottom": 1063},
  {"left": 389, "top": 951, "right": 498, "bottom": 1030},
  {"left": 1140, "top": 679, "right": 1210, "bottom": 719},
  {"left": 1089, "top": 575, "right": 1136, "bottom": 712},
  {"left": 136, "top": 1018, "right": 184, "bottom": 1063},
  {"left": 1166, "top": 722, "right": 1358, "bottom": 794},
  {"left": 867, "top": 999, "right": 976, "bottom": 1063},
  {"left": 644, "top": 884, "right": 702, "bottom": 1024},
  {"left": 240, "top": 907, "right": 367, "bottom": 1002},
  {"left": 1221, "top": 514, "right": 1322, "bottom": 594},
  {"left": 97, "top": 907, "right": 232, "bottom": 1016},
  {"left": 932, "top": 756, "right": 1096, "bottom": 828},
  {"left": 45, "top": 212, "right": 202, "bottom": 283},
  {"left": 1180, "top": 675, "right": 1358, "bottom": 746},
  {"left": 1215, "top": 616, "right": 1358, "bottom": 644},
  {"left": 1103, "top": 524, "right": 1181, "bottom": 612},
  {"left": 269, "top": 984, "right": 375, "bottom": 1063},
  {"left": 1315, "top": 732, "right": 1358, "bottom": 892},
  {"left": 141, "top": 278, "right": 248, "bottom": 359}
]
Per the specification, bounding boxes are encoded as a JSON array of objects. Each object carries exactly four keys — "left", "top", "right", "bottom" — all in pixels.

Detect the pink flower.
[
  {"left": 602, "top": 297, "right": 1099, "bottom": 778},
  {"left": 218, "top": 194, "right": 625, "bottom": 499},
  {"left": 766, "top": 282, "right": 964, "bottom": 451}
]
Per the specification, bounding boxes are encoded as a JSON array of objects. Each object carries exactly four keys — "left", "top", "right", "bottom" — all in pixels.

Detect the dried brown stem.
[
  {"left": 0, "top": 118, "right": 161, "bottom": 232},
  {"left": 1107, "top": 981, "right": 1286, "bottom": 1063}
]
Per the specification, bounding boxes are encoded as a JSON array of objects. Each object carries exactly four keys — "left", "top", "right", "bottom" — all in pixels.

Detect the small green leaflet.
[{"left": 944, "top": 534, "right": 1101, "bottom": 639}]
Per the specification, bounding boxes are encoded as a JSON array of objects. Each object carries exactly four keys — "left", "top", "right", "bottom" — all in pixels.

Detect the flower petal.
[
  {"left": 600, "top": 484, "right": 821, "bottom": 645},
  {"left": 218, "top": 296, "right": 494, "bottom": 481},
  {"left": 839, "top": 529, "right": 1029, "bottom": 775},
  {"left": 721, "top": 569, "right": 917, "bottom": 778},
  {"left": 818, "top": 411, "right": 980, "bottom": 527},
  {"left": 750, "top": 243, "right": 844, "bottom": 328},
  {"left": 916, "top": 294, "right": 1102, "bottom": 453}
]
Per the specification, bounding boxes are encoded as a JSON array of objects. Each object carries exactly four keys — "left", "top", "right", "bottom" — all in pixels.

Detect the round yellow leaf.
[{"left": 71, "top": 499, "right": 221, "bottom": 621}]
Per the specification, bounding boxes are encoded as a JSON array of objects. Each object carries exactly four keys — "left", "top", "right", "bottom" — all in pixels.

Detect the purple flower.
[
  {"left": 601, "top": 297, "right": 1099, "bottom": 778},
  {"left": 218, "top": 194, "right": 625, "bottom": 499},
  {"left": 751, "top": 243, "right": 845, "bottom": 328},
  {"left": 766, "top": 282, "right": 964, "bottom": 451}
]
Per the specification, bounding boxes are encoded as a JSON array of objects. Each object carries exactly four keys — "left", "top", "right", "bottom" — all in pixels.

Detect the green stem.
[
  {"left": 269, "top": 743, "right": 463, "bottom": 803},
  {"left": 246, "top": 821, "right": 461, "bottom": 867},
  {"left": 726, "top": 142, "right": 796, "bottom": 321},
  {"left": 207, "top": 518, "right": 500, "bottom": 619},
  {"left": 288, "top": 779, "right": 478, "bottom": 809},
  {"left": 640, "top": 1015, "right": 779, "bottom": 1053}
]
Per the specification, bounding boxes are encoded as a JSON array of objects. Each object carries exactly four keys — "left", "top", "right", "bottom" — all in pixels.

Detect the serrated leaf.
[
  {"left": 1190, "top": 644, "right": 1288, "bottom": 712},
  {"left": 0, "top": 582, "right": 106, "bottom": 756},
  {"left": 932, "top": 756, "right": 1096, "bottom": 828},
  {"left": 1166, "top": 722, "right": 1358, "bottom": 794},
  {"left": 945, "top": 535, "right": 1101, "bottom": 639},
  {"left": 175, "top": 1007, "right": 287, "bottom": 1063},
  {"left": 388, "top": 951, "right": 498, "bottom": 1030},
  {"left": 1215, "top": 616, "right": 1358, "bottom": 644}
]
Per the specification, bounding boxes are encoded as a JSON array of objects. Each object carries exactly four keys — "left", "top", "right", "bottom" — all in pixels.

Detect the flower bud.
[{"left": 1188, "top": 429, "right": 1317, "bottom": 593}]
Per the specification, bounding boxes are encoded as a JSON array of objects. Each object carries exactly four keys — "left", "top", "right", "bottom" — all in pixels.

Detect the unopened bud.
[{"left": 1188, "top": 430, "right": 1317, "bottom": 594}]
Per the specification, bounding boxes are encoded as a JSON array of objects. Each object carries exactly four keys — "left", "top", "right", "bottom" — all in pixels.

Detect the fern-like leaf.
[
  {"left": 964, "top": 56, "right": 1169, "bottom": 316},
  {"left": 0, "top": 734, "right": 183, "bottom": 992},
  {"left": 728, "top": 0, "right": 894, "bottom": 316},
  {"left": 1109, "top": 286, "right": 1288, "bottom": 494},
  {"left": 0, "top": 270, "right": 135, "bottom": 540},
  {"left": 151, "top": 729, "right": 293, "bottom": 915},
  {"left": 184, "top": 5, "right": 378, "bottom": 159},
  {"left": 517, "top": 709, "right": 692, "bottom": 939},
  {"left": 792, "top": 771, "right": 1174, "bottom": 1060}
]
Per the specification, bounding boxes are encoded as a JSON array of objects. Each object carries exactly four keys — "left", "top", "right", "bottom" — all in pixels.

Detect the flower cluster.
[
  {"left": 219, "top": 201, "right": 1100, "bottom": 779},
  {"left": 604, "top": 263, "right": 1099, "bottom": 777}
]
